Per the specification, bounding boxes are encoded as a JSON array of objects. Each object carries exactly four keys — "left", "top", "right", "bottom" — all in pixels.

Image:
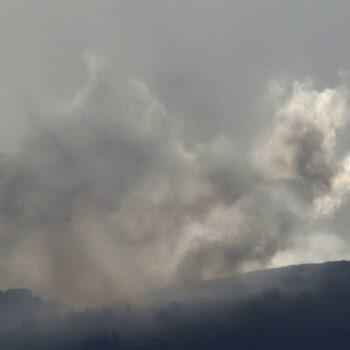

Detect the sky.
[{"left": 2, "top": 1, "right": 350, "bottom": 307}]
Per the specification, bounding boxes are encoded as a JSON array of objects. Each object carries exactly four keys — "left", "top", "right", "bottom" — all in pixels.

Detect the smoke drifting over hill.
[
  {"left": 0, "top": 54, "right": 349, "bottom": 306},
  {"left": 1, "top": 1, "right": 350, "bottom": 307}
]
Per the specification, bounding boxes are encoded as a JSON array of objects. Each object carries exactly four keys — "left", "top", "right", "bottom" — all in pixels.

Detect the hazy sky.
[{"left": 2, "top": 1, "right": 350, "bottom": 307}]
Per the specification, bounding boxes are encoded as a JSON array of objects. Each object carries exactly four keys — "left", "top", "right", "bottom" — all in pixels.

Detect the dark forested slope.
[{"left": 2, "top": 260, "right": 350, "bottom": 349}]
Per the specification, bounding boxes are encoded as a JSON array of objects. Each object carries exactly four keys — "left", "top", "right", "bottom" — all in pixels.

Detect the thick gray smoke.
[
  {"left": 178, "top": 81, "right": 350, "bottom": 282},
  {"left": 0, "top": 54, "right": 257, "bottom": 306},
  {"left": 1, "top": 53, "right": 350, "bottom": 306}
]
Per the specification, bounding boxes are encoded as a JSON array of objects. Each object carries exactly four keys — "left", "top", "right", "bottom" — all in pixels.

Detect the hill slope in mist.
[
  {"left": 2, "top": 260, "right": 350, "bottom": 349},
  {"left": 140, "top": 260, "right": 350, "bottom": 307}
]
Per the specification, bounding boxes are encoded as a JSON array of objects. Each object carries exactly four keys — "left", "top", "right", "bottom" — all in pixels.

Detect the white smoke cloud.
[
  {"left": 256, "top": 80, "right": 350, "bottom": 216},
  {"left": 176, "top": 78, "right": 350, "bottom": 282},
  {"left": 1, "top": 54, "right": 350, "bottom": 307}
]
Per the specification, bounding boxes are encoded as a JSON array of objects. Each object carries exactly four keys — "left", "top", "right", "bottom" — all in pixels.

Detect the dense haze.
[{"left": 2, "top": 1, "right": 350, "bottom": 307}]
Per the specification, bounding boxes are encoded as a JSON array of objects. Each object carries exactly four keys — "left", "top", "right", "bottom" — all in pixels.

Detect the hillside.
[{"left": 2, "top": 260, "right": 350, "bottom": 349}]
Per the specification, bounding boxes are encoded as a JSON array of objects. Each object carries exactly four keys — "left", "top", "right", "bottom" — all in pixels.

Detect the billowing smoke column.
[
  {"left": 178, "top": 80, "right": 350, "bottom": 282},
  {"left": 0, "top": 54, "right": 350, "bottom": 306}
]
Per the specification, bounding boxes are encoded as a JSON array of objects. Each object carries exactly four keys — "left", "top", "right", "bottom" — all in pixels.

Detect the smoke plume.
[{"left": 1, "top": 54, "right": 350, "bottom": 306}]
